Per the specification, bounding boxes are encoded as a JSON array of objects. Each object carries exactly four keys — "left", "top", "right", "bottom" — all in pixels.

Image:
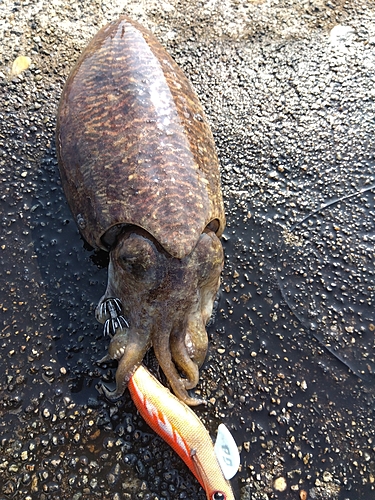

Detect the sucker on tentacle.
[
  {"left": 98, "top": 327, "right": 151, "bottom": 400},
  {"left": 97, "top": 303, "right": 204, "bottom": 405}
]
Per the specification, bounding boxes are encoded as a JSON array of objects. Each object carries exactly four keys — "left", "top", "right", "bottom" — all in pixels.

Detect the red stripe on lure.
[{"left": 128, "top": 365, "right": 237, "bottom": 500}]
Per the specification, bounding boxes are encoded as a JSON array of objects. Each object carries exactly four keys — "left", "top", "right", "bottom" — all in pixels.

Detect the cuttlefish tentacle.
[
  {"left": 176, "top": 231, "right": 223, "bottom": 370},
  {"left": 170, "top": 327, "right": 200, "bottom": 391},
  {"left": 186, "top": 309, "right": 210, "bottom": 368},
  {"left": 152, "top": 323, "right": 206, "bottom": 406},
  {"left": 169, "top": 298, "right": 217, "bottom": 391},
  {"left": 96, "top": 231, "right": 224, "bottom": 406},
  {"left": 98, "top": 328, "right": 151, "bottom": 400},
  {"left": 183, "top": 276, "right": 221, "bottom": 368}
]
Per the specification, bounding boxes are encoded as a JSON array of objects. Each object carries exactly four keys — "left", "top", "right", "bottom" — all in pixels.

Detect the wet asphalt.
[{"left": 0, "top": 1, "right": 375, "bottom": 499}]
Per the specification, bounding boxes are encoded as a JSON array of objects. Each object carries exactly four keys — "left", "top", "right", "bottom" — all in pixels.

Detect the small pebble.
[{"left": 273, "top": 476, "right": 287, "bottom": 492}]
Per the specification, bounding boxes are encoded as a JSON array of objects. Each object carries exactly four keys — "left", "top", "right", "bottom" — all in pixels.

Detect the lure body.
[{"left": 128, "top": 365, "right": 236, "bottom": 500}]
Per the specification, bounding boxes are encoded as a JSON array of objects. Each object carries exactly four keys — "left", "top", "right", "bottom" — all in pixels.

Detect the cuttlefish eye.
[
  {"left": 116, "top": 233, "right": 159, "bottom": 283},
  {"left": 212, "top": 492, "right": 226, "bottom": 500}
]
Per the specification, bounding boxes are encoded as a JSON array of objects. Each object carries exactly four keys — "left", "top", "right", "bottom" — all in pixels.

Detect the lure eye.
[{"left": 212, "top": 492, "right": 225, "bottom": 500}]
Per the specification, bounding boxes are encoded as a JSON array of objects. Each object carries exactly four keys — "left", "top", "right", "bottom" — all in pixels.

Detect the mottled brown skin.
[
  {"left": 97, "top": 228, "right": 223, "bottom": 405},
  {"left": 56, "top": 17, "right": 226, "bottom": 405}
]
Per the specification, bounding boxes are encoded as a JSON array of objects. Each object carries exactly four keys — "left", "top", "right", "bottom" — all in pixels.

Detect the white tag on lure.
[{"left": 214, "top": 423, "right": 240, "bottom": 480}]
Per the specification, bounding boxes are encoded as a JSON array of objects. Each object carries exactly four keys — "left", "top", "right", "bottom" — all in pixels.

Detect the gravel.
[{"left": 1, "top": 1, "right": 375, "bottom": 499}]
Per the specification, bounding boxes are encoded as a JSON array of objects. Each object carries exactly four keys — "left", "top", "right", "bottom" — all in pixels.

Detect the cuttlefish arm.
[
  {"left": 97, "top": 329, "right": 151, "bottom": 399},
  {"left": 128, "top": 364, "right": 238, "bottom": 500}
]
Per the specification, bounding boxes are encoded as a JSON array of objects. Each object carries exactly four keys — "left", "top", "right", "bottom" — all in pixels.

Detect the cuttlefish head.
[{"left": 96, "top": 225, "right": 224, "bottom": 405}]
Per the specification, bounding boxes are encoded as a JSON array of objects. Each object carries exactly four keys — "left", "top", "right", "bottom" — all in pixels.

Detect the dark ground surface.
[{"left": 0, "top": 1, "right": 375, "bottom": 499}]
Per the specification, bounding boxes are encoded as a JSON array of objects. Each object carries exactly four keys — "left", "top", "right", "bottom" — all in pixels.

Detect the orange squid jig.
[{"left": 128, "top": 365, "right": 239, "bottom": 500}]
